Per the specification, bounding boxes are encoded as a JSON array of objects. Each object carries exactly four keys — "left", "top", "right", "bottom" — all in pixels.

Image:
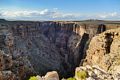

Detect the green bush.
[
  {"left": 29, "top": 76, "right": 38, "bottom": 80},
  {"left": 67, "top": 77, "right": 76, "bottom": 80},
  {"left": 76, "top": 70, "right": 88, "bottom": 79}
]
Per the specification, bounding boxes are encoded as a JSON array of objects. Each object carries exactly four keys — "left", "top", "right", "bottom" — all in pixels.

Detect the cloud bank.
[{"left": 0, "top": 9, "right": 119, "bottom": 20}]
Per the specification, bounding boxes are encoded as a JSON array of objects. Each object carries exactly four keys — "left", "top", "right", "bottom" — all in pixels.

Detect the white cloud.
[
  {"left": 0, "top": 9, "right": 119, "bottom": 20},
  {"left": 0, "top": 9, "right": 78, "bottom": 20},
  {"left": 97, "top": 12, "right": 118, "bottom": 19},
  {"left": 0, "top": 9, "right": 50, "bottom": 17},
  {"left": 111, "top": 12, "right": 117, "bottom": 16}
]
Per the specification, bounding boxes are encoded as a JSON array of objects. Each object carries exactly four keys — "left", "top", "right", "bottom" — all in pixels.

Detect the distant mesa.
[{"left": 0, "top": 19, "right": 7, "bottom": 22}]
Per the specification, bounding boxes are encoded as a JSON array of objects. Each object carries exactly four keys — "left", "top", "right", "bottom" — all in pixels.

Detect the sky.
[{"left": 0, "top": 0, "right": 120, "bottom": 20}]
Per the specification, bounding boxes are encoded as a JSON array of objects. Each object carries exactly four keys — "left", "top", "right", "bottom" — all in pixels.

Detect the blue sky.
[{"left": 0, "top": 0, "right": 120, "bottom": 20}]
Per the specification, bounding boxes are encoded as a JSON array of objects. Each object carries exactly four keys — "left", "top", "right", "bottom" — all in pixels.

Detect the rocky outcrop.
[
  {"left": 0, "top": 71, "right": 16, "bottom": 80},
  {"left": 0, "top": 50, "right": 16, "bottom": 80},
  {"left": 0, "top": 32, "right": 34, "bottom": 80},
  {"left": 0, "top": 50, "right": 12, "bottom": 70},
  {"left": 83, "top": 28, "right": 120, "bottom": 74},
  {"left": 74, "top": 65, "right": 120, "bottom": 80}
]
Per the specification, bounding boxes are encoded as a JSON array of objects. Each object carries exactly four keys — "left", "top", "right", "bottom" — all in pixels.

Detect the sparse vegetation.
[
  {"left": 76, "top": 70, "right": 88, "bottom": 79},
  {"left": 29, "top": 76, "right": 38, "bottom": 80}
]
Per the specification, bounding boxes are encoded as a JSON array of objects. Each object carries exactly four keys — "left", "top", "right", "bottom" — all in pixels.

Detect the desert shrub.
[
  {"left": 67, "top": 77, "right": 76, "bottom": 80},
  {"left": 29, "top": 76, "right": 38, "bottom": 80},
  {"left": 76, "top": 70, "right": 88, "bottom": 79}
]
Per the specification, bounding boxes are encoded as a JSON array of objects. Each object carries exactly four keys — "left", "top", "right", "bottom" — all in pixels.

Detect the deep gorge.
[{"left": 0, "top": 19, "right": 120, "bottom": 79}]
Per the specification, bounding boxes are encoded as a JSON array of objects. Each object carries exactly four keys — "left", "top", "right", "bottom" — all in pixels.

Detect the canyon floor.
[{"left": 0, "top": 19, "right": 120, "bottom": 80}]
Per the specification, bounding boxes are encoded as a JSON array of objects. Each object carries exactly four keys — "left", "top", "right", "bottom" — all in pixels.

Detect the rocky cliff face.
[
  {"left": 0, "top": 20, "right": 120, "bottom": 79},
  {"left": 0, "top": 32, "right": 35, "bottom": 80},
  {"left": 83, "top": 28, "right": 120, "bottom": 74}
]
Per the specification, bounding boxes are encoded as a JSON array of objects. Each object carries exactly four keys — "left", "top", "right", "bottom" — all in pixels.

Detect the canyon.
[{"left": 0, "top": 19, "right": 120, "bottom": 80}]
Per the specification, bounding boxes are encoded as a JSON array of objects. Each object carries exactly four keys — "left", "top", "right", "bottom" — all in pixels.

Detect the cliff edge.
[{"left": 83, "top": 28, "right": 120, "bottom": 74}]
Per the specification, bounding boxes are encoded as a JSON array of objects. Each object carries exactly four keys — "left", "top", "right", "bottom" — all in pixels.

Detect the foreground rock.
[
  {"left": 74, "top": 65, "right": 120, "bottom": 80},
  {"left": 29, "top": 71, "right": 59, "bottom": 80},
  {"left": 30, "top": 65, "right": 120, "bottom": 80},
  {"left": 44, "top": 71, "right": 59, "bottom": 80}
]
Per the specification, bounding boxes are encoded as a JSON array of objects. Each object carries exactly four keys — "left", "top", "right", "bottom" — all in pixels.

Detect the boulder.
[{"left": 44, "top": 71, "right": 59, "bottom": 80}]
